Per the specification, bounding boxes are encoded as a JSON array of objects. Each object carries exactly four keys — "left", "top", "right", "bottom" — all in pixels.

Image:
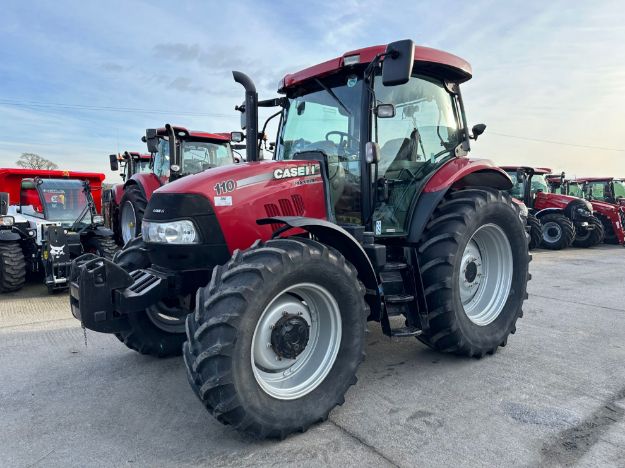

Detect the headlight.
[
  {"left": 0, "top": 216, "right": 14, "bottom": 226},
  {"left": 92, "top": 215, "right": 104, "bottom": 225},
  {"left": 142, "top": 219, "right": 199, "bottom": 244},
  {"left": 576, "top": 207, "right": 591, "bottom": 217}
]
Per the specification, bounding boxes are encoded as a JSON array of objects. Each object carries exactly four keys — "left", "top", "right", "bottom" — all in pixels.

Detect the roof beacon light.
[{"left": 343, "top": 55, "right": 360, "bottom": 66}]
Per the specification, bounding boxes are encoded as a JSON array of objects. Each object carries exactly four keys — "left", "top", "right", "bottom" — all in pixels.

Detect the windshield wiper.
[{"left": 314, "top": 78, "right": 351, "bottom": 116}]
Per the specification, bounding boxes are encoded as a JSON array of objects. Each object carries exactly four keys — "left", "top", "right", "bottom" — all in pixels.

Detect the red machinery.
[
  {"left": 71, "top": 40, "right": 530, "bottom": 438},
  {"left": 107, "top": 126, "right": 236, "bottom": 245}
]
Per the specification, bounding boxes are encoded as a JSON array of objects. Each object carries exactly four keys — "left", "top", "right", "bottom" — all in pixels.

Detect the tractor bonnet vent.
[{"left": 264, "top": 195, "right": 306, "bottom": 231}]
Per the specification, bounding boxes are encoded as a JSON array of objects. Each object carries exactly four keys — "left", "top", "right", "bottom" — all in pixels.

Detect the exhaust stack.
[{"left": 233, "top": 71, "right": 259, "bottom": 162}]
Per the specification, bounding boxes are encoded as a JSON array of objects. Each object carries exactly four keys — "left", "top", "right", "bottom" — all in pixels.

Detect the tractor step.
[
  {"left": 383, "top": 262, "right": 408, "bottom": 271},
  {"left": 385, "top": 294, "right": 414, "bottom": 304},
  {"left": 390, "top": 326, "right": 422, "bottom": 338}
]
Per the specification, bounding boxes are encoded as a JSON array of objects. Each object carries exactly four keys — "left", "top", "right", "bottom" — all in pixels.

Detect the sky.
[{"left": 1, "top": 0, "right": 624, "bottom": 182}]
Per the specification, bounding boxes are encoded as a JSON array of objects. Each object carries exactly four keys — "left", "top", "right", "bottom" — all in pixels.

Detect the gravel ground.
[{"left": 1, "top": 245, "right": 624, "bottom": 467}]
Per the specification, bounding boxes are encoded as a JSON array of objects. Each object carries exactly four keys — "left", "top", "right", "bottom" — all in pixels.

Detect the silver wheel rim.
[
  {"left": 146, "top": 302, "right": 187, "bottom": 333},
  {"left": 251, "top": 283, "right": 342, "bottom": 400},
  {"left": 121, "top": 201, "right": 137, "bottom": 244},
  {"left": 459, "top": 223, "right": 513, "bottom": 326},
  {"left": 542, "top": 222, "right": 562, "bottom": 244}
]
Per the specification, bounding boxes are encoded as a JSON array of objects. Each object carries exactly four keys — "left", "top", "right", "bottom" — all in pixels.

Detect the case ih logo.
[{"left": 273, "top": 165, "right": 318, "bottom": 180}]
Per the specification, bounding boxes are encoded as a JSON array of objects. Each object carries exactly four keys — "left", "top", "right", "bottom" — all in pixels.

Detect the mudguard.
[
  {"left": 0, "top": 229, "right": 22, "bottom": 242},
  {"left": 257, "top": 216, "right": 381, "bottom": 317},
  {"left": 407, "top": 159, "right": 513, "bottom": 243}
]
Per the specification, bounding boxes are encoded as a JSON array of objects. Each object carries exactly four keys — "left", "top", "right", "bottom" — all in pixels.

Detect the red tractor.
[
  {"left": 576, "top": 177, "right": 625, "bottom": 207},
  {"left": 71, "top": 40, "right": 530, "bottom": 438},
  {"left": 109, "top": 125, "right": 239, "bottom": 245},
  {"left": 103, "top": 151, "right": 151, "bottom": 243},
  {"left": 549, "top": 175, "right": 625, "bottom": 246},
  {"left": 502, "top": 166, "right": 604, "bottom": 249}
]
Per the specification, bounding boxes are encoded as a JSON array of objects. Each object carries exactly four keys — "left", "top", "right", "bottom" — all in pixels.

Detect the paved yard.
[{"left": 1, "top": 245, "right": 624, "bottom": 467}]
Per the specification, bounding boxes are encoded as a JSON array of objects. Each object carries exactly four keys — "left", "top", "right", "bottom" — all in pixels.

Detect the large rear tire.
[
  {"left": 0, "top": 242, "right": 26, "bottom": 293},
  {"left": 119, "top": 186, "right": 147, "bottom": 245},
  {"left": 527, "top": 213, "right": 542, "bottom": 250},
  {"left": 572, "top": 216, "right": 604, "bottom": 248},
  {"left": 540, "top": 213, "right": 575, "bottom": 250},
  {"left": 184, "top": 238, "right": 366, "bottom": 439},
  {"left": 416, "top": 188, "right": 530, "bottom": 357}
]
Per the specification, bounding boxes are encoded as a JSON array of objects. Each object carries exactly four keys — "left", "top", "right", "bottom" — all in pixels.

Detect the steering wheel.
[{"left": 325, "top": 131, "right": 359, "bottom": 160}]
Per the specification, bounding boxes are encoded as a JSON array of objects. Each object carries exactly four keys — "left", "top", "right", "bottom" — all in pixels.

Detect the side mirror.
[
  {"left": 145, "top": 128, "right": 159, "bottom": 153},
  {"left": 471, "top": 123, "right": 486, "bottom": 140},
  {"left": 109, "top": 154, "right": 119, "bottom": 172},
  {"left": 375, "top": 104, "right": 396, "bottom": 118},
  {"left": 236, "top": 103, "right": 247, "bottom": 130},
  {"left": 365, "top": 142, "right": 381, "bottom": 164},
  {"left": 382, "top": 39, "right": 415, "bottom": 86},
  {"left": 231, "top": 131, "right": 244, "bottom": 143},
  {"left": 0, "top": 192, "right": 9, "bottom": 216}
]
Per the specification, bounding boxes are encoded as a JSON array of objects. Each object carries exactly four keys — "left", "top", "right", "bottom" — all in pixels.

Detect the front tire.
[
  {"left": 527, "top": 213, "right": 542, "bottom": 250},
  {"left": 597, "top": 213, "right": 619, "bottom": 245},
  {"left": 417, "top": 188, "right": 530, "bottom": 357},
  {"left": 119, "top": 186, "right": 147, "bottom": 245},
  {"left": 184, "top": 238, "right": 366, "bottom": 439},
  {"left": 0, "top": 242, "right": 26, "bottom": 293},
  {"left": 572, "top": 216, "right": 604, "bottom": 248},
  {"left": 84, "top": 236, "right": 119, "bottom": 259},
  {"left": 540, "top": 213, "right": 575, "bottom": 250}
]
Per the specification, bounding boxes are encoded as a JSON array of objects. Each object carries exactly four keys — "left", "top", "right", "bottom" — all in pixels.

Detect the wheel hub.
[
  {"left": 271, "top": 314, "right": 310, "bottom": 359},
  {"left": 543, "top": 222, "right": 562, "bottom": 243}
]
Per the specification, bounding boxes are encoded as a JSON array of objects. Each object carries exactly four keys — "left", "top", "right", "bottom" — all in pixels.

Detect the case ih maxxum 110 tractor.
[
  {"left": 548, "top": 174, "right": 625, "bottom": 246},
  {"left": 71, "top": 40, "right": 530, "bottom": 438},
  {"left": 503, "top": 166, "right": 603, "bottom": 250},
  {"left": 106, "top": 125, "right": 239, "bottom": 245},
  {"left": 0, "top": 169, "right": 118, "bottom": 293}
]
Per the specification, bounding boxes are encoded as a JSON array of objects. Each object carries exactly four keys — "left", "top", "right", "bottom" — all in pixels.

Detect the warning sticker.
[{"left": 214, "top": 196, "right": 233, "bottom": 206}]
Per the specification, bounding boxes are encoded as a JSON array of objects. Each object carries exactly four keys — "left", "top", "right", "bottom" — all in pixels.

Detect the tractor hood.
[
  {"left": 145, "top": 160, "right": 327, "bottom": 253},
  {"left": 535, "top": 192, "right": 592, "bottom": 211}
]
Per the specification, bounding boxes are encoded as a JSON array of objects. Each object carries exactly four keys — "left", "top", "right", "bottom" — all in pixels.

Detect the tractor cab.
[
  {"left": 503, "top": 166, "right": 550, "bottom": 209},
  {"left": 18, "top": 178, "right": 99, "bottom": 228},
  {"left": 577, "top": 177, "right": 625, "bottom": 205},
  {"left": 109, "top": 152, "right": 151, "bottom": 182},
  {"left": 144, "top": 125, "right": 234, "bottom": 183}
]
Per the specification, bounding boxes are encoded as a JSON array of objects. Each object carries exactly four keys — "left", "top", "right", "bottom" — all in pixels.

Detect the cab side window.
[{"left": 153, "top": 139, "right": 170, "bottom": 179}]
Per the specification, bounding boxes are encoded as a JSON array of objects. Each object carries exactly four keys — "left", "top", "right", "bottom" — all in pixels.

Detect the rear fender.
[
  {"left": 126, "top": 173, "right": 161, "bottom": 200},
  {"left": 407, "top": 159, "right": 512, "bottom": 243},
  {"left": 257, "top": 216, "right": 381, "bottom": 319},
  {"left": 535, "top": 207, "right": 565, "bottom": 218}
]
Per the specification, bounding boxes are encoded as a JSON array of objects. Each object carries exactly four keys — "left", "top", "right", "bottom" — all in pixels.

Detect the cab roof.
[
  {"left": 573, "top": 177, "right": 624, "bottom": 183},
  {"left": 119, "top": 152, "right": 151, "bottom": 161},
  {"left": 155, "top": 126, "right": 230, "bottom": 142},
  {"left": 280, "top": 44, "right": 472, "bottom": 91}
]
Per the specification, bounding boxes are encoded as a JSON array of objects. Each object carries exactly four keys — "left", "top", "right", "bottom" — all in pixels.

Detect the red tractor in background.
[
  {"left": 548, "top": 174, "right": 625, "bottom": 245},
  {"left": 71, "top": 40, "right": 530, "bottom": 439},
  {"left": 106, "top": 125, "right": 239, "bottom": 245},
  {"left": 0, "top": 169, "right": 117, "bottom": 293},
  {"left": 502, "top": 166, "right": 604, "bottom": 249},
  {"left": 576, "top": 177, "right": 625, "bottom": 207},
  {"left": 103, "top": 151, "right": 151, "bottom": 243}
]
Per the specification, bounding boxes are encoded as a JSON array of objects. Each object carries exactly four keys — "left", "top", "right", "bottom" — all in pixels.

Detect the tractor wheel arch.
[
  {"left": 408, "top": 168, "right": 514, "bottom": 244},
  {"left": 257, "top": 216, "right": 380, "bottom": 319}
]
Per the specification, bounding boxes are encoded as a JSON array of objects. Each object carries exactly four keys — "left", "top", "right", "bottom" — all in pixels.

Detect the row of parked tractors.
[{"left": 1, "top": 39, "right": 623, "bottom": 440}]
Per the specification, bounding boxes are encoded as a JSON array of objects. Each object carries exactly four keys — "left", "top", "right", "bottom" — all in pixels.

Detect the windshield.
[
  {"left": 587, "top": 182, "right": 606, "bottom": 201},
  {"left": 181, "top": 140, "right": 233, "bottom": 175},
  {"left": 133, "top": 159, "right": 151, "bottom": 174},
  {"left": 506, "top": 172, "right": 548, "bottom": 199},
  {"left": 568, "top": 182, "right": 583, "bottom": 197},
  {"left": 614, "top": 180, "right": 625, "bottom": 199},
  {"left": 38, "top": 179, "right": 89, "bottom": 222},
  {"left": 277, "top": 74, "right": 363, "bottom": 224}
]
